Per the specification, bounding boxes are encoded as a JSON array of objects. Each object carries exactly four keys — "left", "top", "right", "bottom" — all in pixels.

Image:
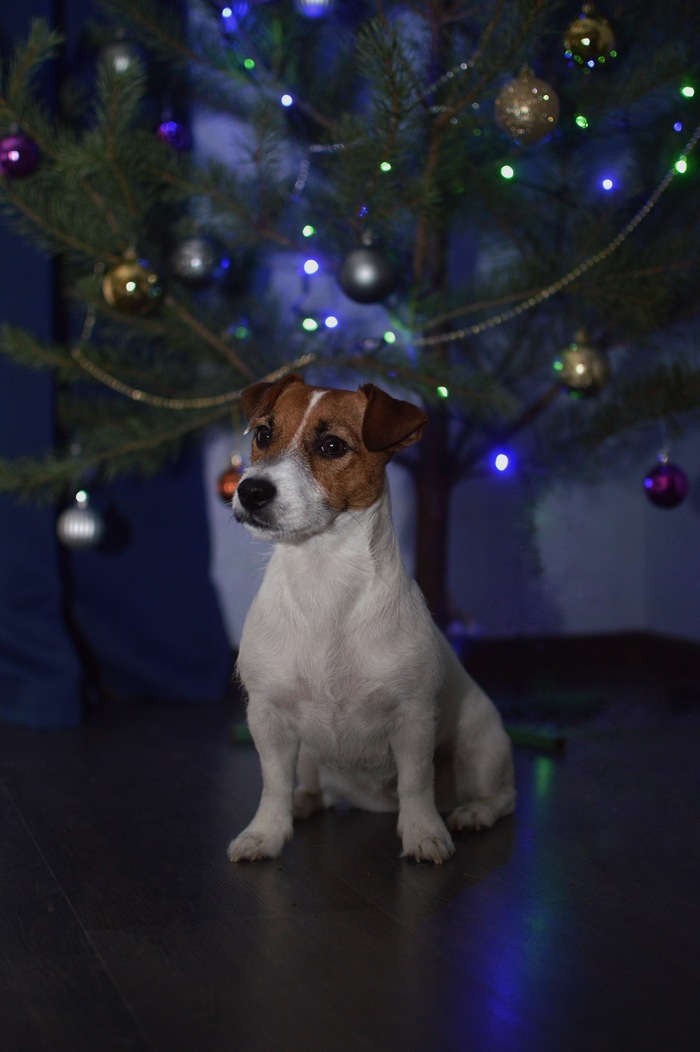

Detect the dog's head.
[{"left": 232, "top": 374, "right": 427, "bottom": 541}]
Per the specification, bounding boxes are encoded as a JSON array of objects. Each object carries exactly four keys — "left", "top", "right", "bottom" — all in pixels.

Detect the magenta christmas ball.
[
  {"left": 643, "top": 460, "right": 689, "bottom": 508},
  {"left": 0, "top": 133, "right": 40, "bottom": 178}
]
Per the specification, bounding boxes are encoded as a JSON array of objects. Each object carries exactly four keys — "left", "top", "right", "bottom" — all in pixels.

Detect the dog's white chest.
[{"left": 237, "top": 508, "right": 441, "bottom": 768}]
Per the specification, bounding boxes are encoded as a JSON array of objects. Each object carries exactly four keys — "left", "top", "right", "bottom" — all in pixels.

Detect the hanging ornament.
[
  {"left": 157, "top": 118, "right": 191, "bottom": 151},
  {"left": 294, "top": 0, "right": 334, "bottom": 18},
  {"left": 216, "top": 455, "right": 245, "bottom": 504},
  {"left": 643, "top": 454, "right": 690, "bottom": 509},
  {"left": 170, "top": 235, "right": 230, "bottom": 287},
  {"left": 0, "top": 132, "right": 40, "bottom": 179},
  {"left": 553, "top": 331, "right": 610, "bottom": 396},
  {"left": 564, "top": 4, "right": 616, "bottom": 68},
  {"left": 57, "top": 491, "right": 105, "bottom": 550},
  {"left": 102, "top": 254, "right": 164, "bottom": 314},
  {"left": 495, "top": 67, "right": 560, "bottom": 146},
  {"left": 338, "top": 243, "right": 397, "bottom": 304},
  {"left": 99, "top": 38, "right": 145, "bottom": 75}
]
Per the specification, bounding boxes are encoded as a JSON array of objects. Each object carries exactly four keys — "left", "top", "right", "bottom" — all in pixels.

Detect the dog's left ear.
[
  {"left": 240, "top": 373, "right": 303, "bottom": 422},
  {"left": 360, "top": 384, "right": 428, "bottom": 453}
]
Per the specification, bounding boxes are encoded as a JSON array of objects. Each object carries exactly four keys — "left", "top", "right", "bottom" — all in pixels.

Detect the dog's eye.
[
  {"left": 319, "top": 435, "right": 347, "bottom": 458},
  {"left": 255, "top": 425, "right": 273, "bottom": 450}
]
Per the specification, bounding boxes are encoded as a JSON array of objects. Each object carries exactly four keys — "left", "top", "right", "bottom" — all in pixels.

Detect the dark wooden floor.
[{"left": 1, "top": 668, "right": 699, "bottom": 1052}]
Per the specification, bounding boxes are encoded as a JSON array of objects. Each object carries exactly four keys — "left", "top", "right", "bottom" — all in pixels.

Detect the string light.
[
  {"left": 500, "top": 164, "right": 515, "bottom": 180},
  {"left": 280, "top": 94, "right": 294, "bottom": 108},
  {"left": 415, "top": 122, "right": 700, "bottom": 347},
  {"left": 303, "top": 258, "right": 319, "bottom": 275},
  {"left": 493, "top": 452, "right": 510, "bottom": 473}
]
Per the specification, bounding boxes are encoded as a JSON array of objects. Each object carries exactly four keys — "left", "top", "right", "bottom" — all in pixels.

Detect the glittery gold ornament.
[
  {"left": 553, "top": 331, "right": 610, "bottom": 396},
  {"left": 102, "top": 255, "right": 163, "bottom": 314},
  {"left": 494, "top": 67, "right": 560, "bottom": 146},
  {"left": 564, "top": 4, "right": 616, "bottom": 67}
]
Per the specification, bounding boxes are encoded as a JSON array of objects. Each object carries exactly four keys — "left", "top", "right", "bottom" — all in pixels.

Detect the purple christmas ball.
[
  {"left": 0, "top": 133, "right": 40, "bottom": 178},
  {"left": 157, "top": 119, "right": 191, "bottom": 151},
  {"left": 643, "top": 460, "right": 690, "bottom": 508}
]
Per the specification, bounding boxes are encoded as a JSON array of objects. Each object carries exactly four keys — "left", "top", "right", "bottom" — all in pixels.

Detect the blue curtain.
[{"left": 0, "top": 0, "right": 233, "bottom": 727}]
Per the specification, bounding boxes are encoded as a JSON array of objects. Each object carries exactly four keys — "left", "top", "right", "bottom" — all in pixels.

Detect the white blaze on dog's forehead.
[{"left": 291, "top": 389, "right": 327, "bottom": 447}]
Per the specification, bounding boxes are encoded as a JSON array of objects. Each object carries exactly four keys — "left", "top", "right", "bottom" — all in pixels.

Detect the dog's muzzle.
[{"left": 236, "top": 476, "right": 277, "bottom": 513}]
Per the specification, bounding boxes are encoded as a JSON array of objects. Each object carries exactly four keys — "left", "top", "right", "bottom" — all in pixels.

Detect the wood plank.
[{"left": 0, "top": 784, "right": 148, "bottom": 1052}]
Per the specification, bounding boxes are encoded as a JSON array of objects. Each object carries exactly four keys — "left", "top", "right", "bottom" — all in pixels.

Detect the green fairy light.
[
  {"left": 437, "top": 386, "right": 449, "bottom": 398},
  {"left": 681, "top": 85, "right": 695, "bottom": 98},
  {"left": 301, "top": 317, "right": 319, "bottom": 332},
  {"left": 675, "top": 156, "right": 688, "bottom": 174},
  {"left": 383, "top": 331, "right": 396, "bottom": 344},
  {"left": 575, "top": 114, "right": 589, "bottom": 129},
  {"left": 243, "top": 58, "right": 255, "bottom": 70},
  {"left": 302, "top": 225, "right": 315, "bottom": 237},
  {"left": 379, "top": 161, "right": 392, "bottom": 172},
  {"left": 500, "top": 164, "right": 515, "bottom": 180}
]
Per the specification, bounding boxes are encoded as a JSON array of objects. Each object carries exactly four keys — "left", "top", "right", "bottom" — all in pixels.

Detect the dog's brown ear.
[
  {"left": 360, "top": 383, "right": 428, "bottom": 452},
  {"left": 240, "top": 373, "right": 303, "bottom": 421}
]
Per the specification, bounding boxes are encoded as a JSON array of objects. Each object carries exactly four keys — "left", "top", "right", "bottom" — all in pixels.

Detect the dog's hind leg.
[
  {"left": 293, "top": 745, "right": 326, "bottom": 820},
  {"left": 447, "top": 728, "right": 516, "bottom": 833}
]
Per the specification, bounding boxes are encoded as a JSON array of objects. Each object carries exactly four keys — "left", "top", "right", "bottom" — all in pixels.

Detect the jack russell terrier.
[{"left": 228, "top": 374, "right": 515, "bottom": 864}]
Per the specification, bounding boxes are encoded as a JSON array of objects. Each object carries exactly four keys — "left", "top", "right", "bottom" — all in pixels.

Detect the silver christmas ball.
[
  {"left": 338, "top": 246, "right": 396, "bottom": 304},
  {"left": 495, "top": 67, "right": 560, "bottom": 146},
  {"left": 57, "top": 492, "right": 105, "bottom": 550},
  {"left": 169, "top": 236, "right": 230, "bottom": 287}
]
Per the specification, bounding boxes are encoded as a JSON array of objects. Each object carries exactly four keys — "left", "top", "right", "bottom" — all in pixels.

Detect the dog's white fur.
[{"left": 228, "top": 377, "right": 515, "bottom": 864}]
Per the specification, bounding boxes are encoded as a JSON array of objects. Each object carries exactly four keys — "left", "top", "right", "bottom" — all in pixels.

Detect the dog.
[{"left": 228, "top": 374, "right": 515, "bottom": 864}]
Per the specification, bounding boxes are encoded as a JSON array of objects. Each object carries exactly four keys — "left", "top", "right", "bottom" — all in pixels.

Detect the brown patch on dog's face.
[{"left": 246, "top": 383, "right": 393, "bottom": 511}]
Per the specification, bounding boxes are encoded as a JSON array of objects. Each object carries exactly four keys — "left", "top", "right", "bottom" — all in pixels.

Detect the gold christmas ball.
[
  {"left": 564, "top": 4, "right": 616, "bottom": 67},
  {"left": 554, "top": 332, "right": 610, "bottom": 396},
  {"left": 102, "top": 256, "right": 164, "bottom": 314},
  {"left": 495, "top": 67, "right": 560, "bottom": 146}
]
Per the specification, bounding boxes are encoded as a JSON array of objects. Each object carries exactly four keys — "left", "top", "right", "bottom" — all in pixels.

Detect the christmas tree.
[{"left": 1, "top": 0, "right": 699, "bottom": 623}]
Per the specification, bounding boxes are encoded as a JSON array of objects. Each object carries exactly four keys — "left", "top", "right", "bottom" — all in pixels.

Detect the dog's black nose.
[{"left": 237, "top": 476, "right": 277, "bottom": 511}]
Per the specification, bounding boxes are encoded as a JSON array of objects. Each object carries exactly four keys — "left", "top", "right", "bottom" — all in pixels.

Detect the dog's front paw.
[
  {"left": 399, "top": 820, "right": 455, "bottom": 864},
  {"left": 227, "top": 825, "right": 291, "bottom": 863}
]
